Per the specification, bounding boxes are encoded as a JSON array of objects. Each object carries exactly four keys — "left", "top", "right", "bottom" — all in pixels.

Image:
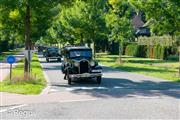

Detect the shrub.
[
  {"left": 125, "top": 44, "right": 137, "bottom": 56},
  {"left": 167, "top": 55, "right": 179, "bottom": 61},
  {"left": 125, "top": 44, "right": 146, "bottom": 58},
  {"left": 125, "top": 44, "right": 168, "bottom": 60},
  {"left": 146, "top": 45, "right": 166, "bottom": 59},
  {"left": 135, "top": 45, "right": 147, "bottom": 58}
]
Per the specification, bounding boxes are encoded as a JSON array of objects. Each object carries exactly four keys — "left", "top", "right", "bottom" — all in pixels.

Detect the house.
[{"left": 132, "top": 12, "right": 151, "bottom": 37}]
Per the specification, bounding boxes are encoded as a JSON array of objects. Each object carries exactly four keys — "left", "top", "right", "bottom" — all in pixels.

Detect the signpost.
[{"left": 6, "top": 56, "right": 16, "bottom": 82}]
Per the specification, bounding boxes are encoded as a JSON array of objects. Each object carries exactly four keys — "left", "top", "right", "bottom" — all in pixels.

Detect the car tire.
[
  {"left": 46, "top": 58, "right": 49, "bottom": 62},
  {"left": 67, "top": 71, "right": 71, "bottom": 85},
  {"left": 97, "top": 76, "right": 101, "bottom": 84}
]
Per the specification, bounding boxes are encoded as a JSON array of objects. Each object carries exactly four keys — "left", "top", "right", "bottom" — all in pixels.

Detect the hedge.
[
  {"left": 146, "top": 45, "right": 165, "bottom": 59},
  {"left": 125, "top": 44, "right": 137, "bottom": 56},
  {"left": 125, "top": 44, "right": 146, "bottom": 58},
  {"left": 125, "top": 44, "right": 167, "bottom": 59}
]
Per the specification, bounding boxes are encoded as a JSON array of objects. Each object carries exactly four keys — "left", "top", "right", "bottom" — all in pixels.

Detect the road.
[{"left": 1, "top": 55, "right": 180, "bottom": 119}]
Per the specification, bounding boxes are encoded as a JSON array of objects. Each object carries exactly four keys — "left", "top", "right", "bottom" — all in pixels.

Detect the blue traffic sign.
[{"left": 7, "top": 56, "right": 16, "bottom": 64}]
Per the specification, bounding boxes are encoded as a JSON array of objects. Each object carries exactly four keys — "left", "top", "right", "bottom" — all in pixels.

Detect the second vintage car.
[
  {"left": 44, "top": 47, "right": 62, "bottom": 62},
  {"left": 61, "top": 46, "right": 102, "bottom": 85}
]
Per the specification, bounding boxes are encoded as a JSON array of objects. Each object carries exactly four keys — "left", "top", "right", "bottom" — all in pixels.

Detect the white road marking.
[
  {"left": 38, "top": 55, "right": 51, "bottom": 95},
  {"left": 59, "top": 99, "right": 97, "bottom": 103},
  {"left": 66, "top": 86, "right": 108, "bottom": 91},
  {"left": 65, "top": 86, "right": 127, "bottom": 91},
  {"left": 0, "top": 104, "right": 27, "bottom": 113},
  {"left": 50, "top": 89, "right": 59, "bottom": 92},
  {"left": 114, "top": 86, "right": 124, "bottom": 89}
]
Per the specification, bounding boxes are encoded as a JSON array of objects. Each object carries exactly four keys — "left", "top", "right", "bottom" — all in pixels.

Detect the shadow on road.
[
  {"left": 68, "top": 77, "right": 180, "bottom": 99},
  {"left": 67, "top": 66, "right": 180, "bottom": 99},
  {"left": 39, "top": 54, "right": 180, "bottom": 99},
  {"left": 43, "top": 65, "right": 61, "bottom": 71}
]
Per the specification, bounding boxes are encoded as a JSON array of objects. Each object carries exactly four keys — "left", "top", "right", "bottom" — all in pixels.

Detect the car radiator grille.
[{"left": 79, "top": 61, "right": 89, "bottom": 74}]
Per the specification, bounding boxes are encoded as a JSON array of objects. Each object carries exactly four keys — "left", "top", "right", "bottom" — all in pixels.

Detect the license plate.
[
  {"left": 92, "top": 69, "right": 102, "bottom": 72},
  {"left": 81, "top": 73, "right": 90, "bottom": 77}
]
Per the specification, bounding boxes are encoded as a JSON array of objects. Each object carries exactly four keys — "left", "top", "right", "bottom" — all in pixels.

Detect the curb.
[{"left": 38, "top": 55, "right": 51, "bottom": 95}]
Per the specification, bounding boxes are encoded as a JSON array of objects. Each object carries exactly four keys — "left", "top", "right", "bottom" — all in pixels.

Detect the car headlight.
[
  {"left": 74, "top": 62, "right": 79, "bottom": 67},
  {"left": 90, "top": 61, "right": 95, "bottom": 66}
]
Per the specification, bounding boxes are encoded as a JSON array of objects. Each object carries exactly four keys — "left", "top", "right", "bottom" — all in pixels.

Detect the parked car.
[
  {"left": 45, "top": 47, "right": 61, "bottom": 62},
  {"left": 61, "top": 46, "right": 102, "bottom": 85}
]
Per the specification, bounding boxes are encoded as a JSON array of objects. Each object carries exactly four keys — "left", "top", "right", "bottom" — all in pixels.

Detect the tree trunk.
[
  {"left": 24, "top": 2, "right": 30, "bottom": 80},
  {"left": 119, "top": 43, "right": 122, "bottom": 64},
  {"left": 80, "top": 33, "right": 84, "bottom": 45},
  {"left": 93, "top": 42, "right": 95, "bottom": 59}
]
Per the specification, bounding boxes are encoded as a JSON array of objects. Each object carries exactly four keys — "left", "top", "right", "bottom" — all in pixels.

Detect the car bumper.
[
  {"left": 46, "top": 57, "right": 61, "bottom": 59},
  {"left": 69, "top": 73, "right": 102, "bottom": 78}
]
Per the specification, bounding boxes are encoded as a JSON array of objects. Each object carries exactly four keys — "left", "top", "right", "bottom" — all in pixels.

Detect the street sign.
[
  {"left": 24, "top": 50, "right": 33, "bottom": 61},
  {"left": 6, "top": 56, "right": 16, "bottom": 64},
  {"left": 6, "top": 56, "right": 16, "bottom": 82}
]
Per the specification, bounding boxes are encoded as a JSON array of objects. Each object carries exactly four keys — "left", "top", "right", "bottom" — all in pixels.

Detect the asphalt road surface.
[{"left": 1, "top": 55, "right": 180, "bottom": 119}]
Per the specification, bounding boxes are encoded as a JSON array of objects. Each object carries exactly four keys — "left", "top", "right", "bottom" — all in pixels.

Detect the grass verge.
[
  {"left": 0, "top": 48, "right": 23, "bottom": 61},
  {"left": 97, "top": 53, "right": 180, "bottom": 82},
  {"left": 0, "top": 54, "right": 46, "bottom": 94}
]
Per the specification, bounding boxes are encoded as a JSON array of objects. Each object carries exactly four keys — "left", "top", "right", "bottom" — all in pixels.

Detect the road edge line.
[
  {"left": 58, "top": 98, "right": 97, "bottom": 103},
  {"left": 38, "top": 54, "right": 51, "bottom": 95},
  {"left": 0, "top": 104, "right": 27, "bottom": 113}
]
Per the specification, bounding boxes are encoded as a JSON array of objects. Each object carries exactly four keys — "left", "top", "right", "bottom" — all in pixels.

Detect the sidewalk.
[
  {"left": 0, "top": 92, "right": 97, "bottom": 106},
  {"left": 0, "top": 52, "right": 24, "bottom": 82}
]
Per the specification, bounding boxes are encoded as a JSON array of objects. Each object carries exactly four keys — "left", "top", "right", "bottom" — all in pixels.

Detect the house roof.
[{"left": 132, "top": 13, "right": 144, "bottom": 29}]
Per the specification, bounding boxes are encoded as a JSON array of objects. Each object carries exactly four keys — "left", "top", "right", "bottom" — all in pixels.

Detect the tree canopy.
[{"left": 0, "top": 0, "right": 179, "bottom": 53}]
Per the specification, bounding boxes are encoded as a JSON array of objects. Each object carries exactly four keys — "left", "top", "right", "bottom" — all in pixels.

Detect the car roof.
[{"left": 64, "top": 46, "right": 92, "bottom": 51}]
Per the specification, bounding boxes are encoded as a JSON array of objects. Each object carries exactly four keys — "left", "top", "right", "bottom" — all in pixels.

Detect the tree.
[
  {"left": 106, "top": 0, "right": 135, "bottom": 63},
  {"left": 49, "top": 0, "right": 108, "bottom": 57},
  {"left": 0, "top": 0, "right": 73, "bottom": 79},
  {"left": 130, "top": 0, "right": 180, "bottom": 36}
]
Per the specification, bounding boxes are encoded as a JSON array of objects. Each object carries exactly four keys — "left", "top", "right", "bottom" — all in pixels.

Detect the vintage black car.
[
  {"left": 61, "top": 46, "right": 102, "bottom": 85},
  {"left": 45, "top": 47, "right": 61, "bottom": 62}
]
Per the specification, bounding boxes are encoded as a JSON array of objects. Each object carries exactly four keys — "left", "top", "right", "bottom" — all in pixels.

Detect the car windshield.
[
  {"left": 69, "top": 50, "right": 92, "bottom": 58},
  {"left": 48, "top": 48, "right": 58, "bottom": 52}
]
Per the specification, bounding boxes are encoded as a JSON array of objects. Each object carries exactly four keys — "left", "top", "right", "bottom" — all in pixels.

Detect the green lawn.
[
  {"left": 0, "top": 54, "right": 46, "bottom": 94},
  {"left": 0, "top": 48, "right": 23, "bottom": 61},
  {"left": 97, "top": 53, "right": 180, "bottom": 82}
]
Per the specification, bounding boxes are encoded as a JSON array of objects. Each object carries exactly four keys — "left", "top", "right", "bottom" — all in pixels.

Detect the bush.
[
  {"left": 125, "top": 44, "right": 146, "bottom": 57},
  {"left": 125, "top": 44, "right": 137, "bottom": 56},
  {"left": 125, "top": 44, "right": 168, "bottom": 60},
  {"left": 135, "top": 45, "right": 147, "bottom": 57},
  {"left": 108, "top": 41, "right": 119, "bottom": 55},
  {"left": 0, "top": 40, "right": 9, "bottom": 53},
  {"left": 146, "top": 45, "right": 166, "bottom": 59},
  {"left": 167, "top": 55, "right": 179, "bottom": 61}
]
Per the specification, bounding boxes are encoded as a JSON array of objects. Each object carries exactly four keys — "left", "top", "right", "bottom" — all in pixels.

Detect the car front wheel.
[
  {"left": 67, "top": 71, "right": 71, "bottom": 85},
  {"left": 97, "top": 76, "right": 101, "bottom": 84},
  {"left": 46, "top": 58, "right": 49, "bottom": 62}
]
